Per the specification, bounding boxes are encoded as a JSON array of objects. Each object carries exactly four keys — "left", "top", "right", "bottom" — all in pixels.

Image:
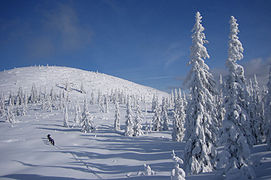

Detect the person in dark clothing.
[{"left": 47, "top": 134, "right": 55, "bottom": 146}]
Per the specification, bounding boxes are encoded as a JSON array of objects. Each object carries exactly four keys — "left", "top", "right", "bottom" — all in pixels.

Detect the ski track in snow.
[{"left": 54, "top": 144, "right": 103, "bottom": 179}]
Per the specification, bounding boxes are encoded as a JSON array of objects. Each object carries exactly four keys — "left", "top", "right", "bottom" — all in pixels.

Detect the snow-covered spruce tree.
[
  {"left": 80, "top": 82, "right": 86, "bottom": 94},
  {"left": 125, "top": 96, "right": 134, "bottom": 136},
  {"left": 216, "top": 74, "right": 225, "bottom": 129},
  {"left": 90, "top": 92, "right": 95, "bottom": 105},
  {"left": 152, "top": 103, "right": 161, "bottom": 131},
  {"left": 249, "top": 75, "right": 265, "bottom": 144},
  {"left": 171, "top": 150, "right": 186, "bottom": 180},
  {"left": 0, "top": 94, "right": 5, "bottom": 117},
  {"left": 81, "top": 99, "right": 95, "bottom": 133},
  {"left": 74, "top": 103, "right": 81, "bottom": 127},
  {"left": 161, "top": 97, "right": 169, "bottom": 131},
  {"left": 104, "top": 95, "right": 109, "bottom": 113},
  {"left": 65, "top": 81, "right": 71, "bottom": 92},
  {"left": 6, "top": 106, "right": 15, "bottom": 124},
  {"left": 151, "top": 94, "right": 158, "bottom": 112},
  {"left": 114, "top": 101, "right": 121, "bottom": 131},
  {"left": 63, "top": 104, "right": 69, "bottom": 127},
  {"left": 134, "top": 103, "right": 144, "bottom": 136},
  {"left": 172, "top": 96, "right": 186, "bottom": 142},
  {"left": 219, "top": 16, "right": 255, "bottom": 179},
  {"left": 265, "top": 67, "right": 271, "bottom": 149},
  {"left": 29, "top": 83, "right": 38, "bottom": 104},
  {"left": 183, "top": 12, "right": 217, "bottom": 174}
]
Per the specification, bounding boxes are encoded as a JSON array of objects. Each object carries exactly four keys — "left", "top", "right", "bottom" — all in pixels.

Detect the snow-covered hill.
[{"left": 0, "top": 66, "right": 168, "bottom": 101}]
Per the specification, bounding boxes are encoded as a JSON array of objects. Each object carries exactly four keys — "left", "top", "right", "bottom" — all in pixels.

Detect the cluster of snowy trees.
[{"left": 168, "top": 12, "right": 271, "bottom": 179}]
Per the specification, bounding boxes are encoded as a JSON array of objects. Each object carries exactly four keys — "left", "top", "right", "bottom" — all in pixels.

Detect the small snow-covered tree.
[
  {"left": 152, "top": 103, "right": 161, "bottom": 131},
  {"left": 6, "top": 106, "right": 15, "bottom": 124},
  {"left": 219, "top": 16, "right": 255, "bottom": 179},
  {"left": 143, "top": 164, "right": 155, "bottom": 176},
  {"left": 0, "top": 94, "right": 5, "bottom": 117},
  {"left": 249, "top": 75, "right": 265, "bottom": 144},
  {"left": 134, "top": 103, "right": 144, "bottom": 136},
  {"left": 81, "top": 99, "right": 95, "bottom": 133},
  {"left": 161, "top": 97, "right": 169, "bottom": 131},
  {"left": 104, "top": 95, "right": 109, "bottom": 113},
  {"left": 265, "top": 67, "right": 271, "bottom": 149},
  {"left": 183, "top": 12, "right": 217, "bottom": 174},
  {"left": 29, "top": 83, "right": 38, "bottom": 103},
  {"left": 80, "top": 82, "right": 86, "bottom": 94},
  {"left": 171, "top": 150, "right": 186, "bottom": 180},
  {"left": 172, "top": 96, "right": 185, "bottom": 142},
  {"left": 125, "top": 97, "right": 134, "bottom": 136},
  {"left": 90, "top": 92, "right": 95, "bottom": 105},
  {"left": 63, "top": 105, "right": 69, "bottom": 127},
  {"left": 65, "top": 81, "right": 71, "bottom": 92},
  {"left": 74, "top": 103, "right": 81, "bottom": 126},
  {"left": 151, "top": 94, "right": 158, "bottom": 112},
  {"left": 114, "top": 101, "right": 120, "bottom": 131}
]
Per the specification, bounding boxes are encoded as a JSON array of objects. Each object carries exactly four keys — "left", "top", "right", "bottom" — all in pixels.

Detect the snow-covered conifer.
[
  {"left": 81, "top": 99, "right": 95, "bottom": 133},
  {"left": 172, "top": 97, "right": 185, "bottom": 142},
  {"left": 219, "top": 16, "right": 255, "bottom": 179},
  {"left": 65, "top": 81, "right": 70, "bottom": 92},
  {"left": 80, "top": 82, "right": 86, "bottom": 94},
  {"left": 152, "top": 103, "right": 161, "bottom": 131},
  {"left": 151, "top": 94, "right": 157, "bottom": 112},
  {"left": 265, "top": 67, "right": 271, "bottom": 149},
  {"left": 183, "top": 12, "right": 217, "bottom": 174},
  {"left": 29, "top": 83, "right": 38, "bottom": 103},
  {"left": 134, "top": 103, "right": 144, "bottom": 136},
  {"left": 114, "top": 101, "right": 120, "bottom": 131},
  {"left": 6, "top": 106, "right": 15, "bottom": 124},
  {"left": 63, "top": 105, "right": 69, "bottom": 127},
  {"left": 104, "top": 95, "right": 109, "bottom": 113},
  {"left": 249, "top": 75, "right": 265, "bottom": 144},
  {"left": 161, "top": 97, "right": 169, "bottom": 131},
  {"left": 171, "top": 150, "right": 186, "bottom": 180},
  {"left": 74, "top": 103, "right": 81, "bottom": 126},
  {"left": 143, "top": 164, "right": 155, "bottom": 176},
  {"left": 90, "top": 92, "right": 95, "bottom": 105},
  {"left": 0, "top": 94, "right": 5, "bottom": 117},
  {"left": 125, "top": 97, "right": 134, "bottom": 136}
]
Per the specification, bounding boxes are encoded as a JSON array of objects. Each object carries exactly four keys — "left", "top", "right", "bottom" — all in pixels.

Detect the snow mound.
[{"left": 0, "top": 66, "right": 168, "bottom": 101}]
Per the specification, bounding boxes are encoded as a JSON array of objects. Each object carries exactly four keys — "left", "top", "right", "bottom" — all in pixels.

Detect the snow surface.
[{"left": 0, "top": 66, "right": 271, "bottom": 179}]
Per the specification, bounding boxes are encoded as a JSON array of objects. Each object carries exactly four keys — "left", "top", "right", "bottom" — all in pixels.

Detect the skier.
[{"left": 47, "top": 134, "right": 55, "bottom": 146}]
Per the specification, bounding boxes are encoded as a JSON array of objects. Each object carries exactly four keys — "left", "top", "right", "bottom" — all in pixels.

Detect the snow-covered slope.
[{"left": 0, "top": 66, "right": 168, "bottom": 101}]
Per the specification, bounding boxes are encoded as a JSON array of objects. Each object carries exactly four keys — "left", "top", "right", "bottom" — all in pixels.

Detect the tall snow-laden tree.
[
  {"left": 265, "top": 67, "right": 271, "bottom": 149},
  {"left": 219, "top": 16, "right": 255, "bottom": 179},
  {"left": 125, "top": 96, "right": 134, "bottom": 136},
  {"left": 81, "top": 99, "right": 95, "bottom": 133},
  {"left": 183, "top": 12, "right": 217, "bottom": 174},
  {"left": 114, "top": 101, "right": 120, "bottom": 131},
  {"left": 134, "top": 103, "right": 144, "bottom": 136}
]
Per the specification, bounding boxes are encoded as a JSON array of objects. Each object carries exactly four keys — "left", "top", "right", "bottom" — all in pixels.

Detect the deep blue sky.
[{"left": 0, "top": 0, "right": 271, "bottom": 92}]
